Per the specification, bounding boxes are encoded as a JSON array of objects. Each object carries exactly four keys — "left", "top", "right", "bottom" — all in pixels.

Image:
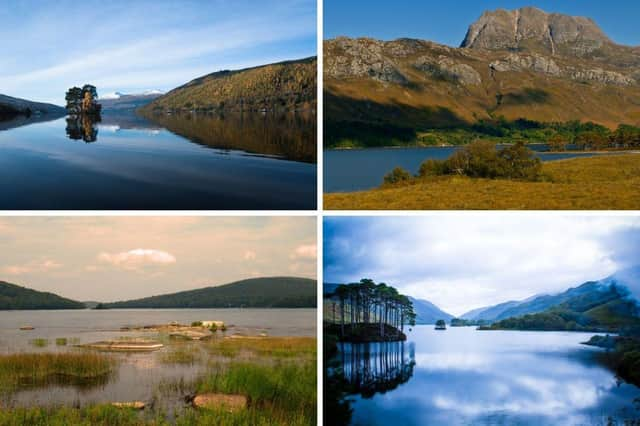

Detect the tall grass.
[
  {"left": 196, "top": 360, "right": 316, "bottom": 425},
  {"left": 207, "top": 337, "right": 316, "bottom": 359},
  {"left": 0, "top": 405, "right": 150, "bottom": 426},
  {"left": 159, "top": 346, "right": 201, "bottom": 365},
  {"left": 0, "top": 352, "right": 115, "bottom": 391}
]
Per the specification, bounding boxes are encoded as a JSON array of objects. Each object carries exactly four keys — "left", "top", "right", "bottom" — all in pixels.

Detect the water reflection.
[
  {"left": 329, "top": 327, "right": 640, "bottom": 426},
  {"left": 335, "top": 342, "right": 415, "bottom": 398},
  {"left": 143, "top": 112, "right": 317, "bottom": 163},
  {"left": 66, "top": 115, "right": 100, "bottom": 143}
]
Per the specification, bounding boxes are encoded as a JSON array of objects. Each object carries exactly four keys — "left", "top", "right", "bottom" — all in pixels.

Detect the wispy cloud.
[
  {"left": 2, "top": 259, "right": 63, "bottom": 276},
  {"left": 98, "top": 249, "right": 176, "bottom": 270},
  {"left": 0, "top": 0, "right": 316, "bottom": 103}
]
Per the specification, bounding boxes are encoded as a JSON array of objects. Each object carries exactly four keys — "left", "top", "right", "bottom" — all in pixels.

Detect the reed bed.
[
  {"left": 207, "top": 337, "right": 316, "bottom": 359},
  {"left": 0, "top": 352, "right": 115, "bottom": 390}
]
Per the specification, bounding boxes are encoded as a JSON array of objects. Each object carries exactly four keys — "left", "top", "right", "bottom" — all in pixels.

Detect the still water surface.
[
  {"left": 328, "top": 326, "right": 640, "bottom": 425},
  {"left": 0, "top": 113, "right": 316, "bottom": 209}
]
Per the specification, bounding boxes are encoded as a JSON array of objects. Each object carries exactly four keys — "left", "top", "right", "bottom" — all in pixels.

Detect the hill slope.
[
  {"left": 141, "top": 57, "right": 316, "bottom": 114},
  {"left": 477, "top": 266, "right": 640, "bottom": 330},
  {"left": 0, "top": 281, "right": 85, "bottom": 310},
  {"left": 324, "top": 7, "right": 640, "bottom": 147},
  {"left": 0, "top": 94, "right": 65, "bottom": 120},
  {"left": 104, "top": 277, "right": 316, "bottom": 309},
  {"left": 409, "top": 297, "right": 454, "bottom": 324}
]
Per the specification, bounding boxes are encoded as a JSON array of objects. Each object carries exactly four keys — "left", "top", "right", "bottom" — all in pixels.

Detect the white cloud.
[
  {"left": 244, "top": 251, "right": 257, "bottom": 261},
  {"left": 325, "top": 216, "right": 640, "bottom": 316},
  {"left": 2, "top": 259, "right": 63, "bottom": 276},
  {"left": 98, "top": 249, "right": 176, "bottom": 270},
  {"left": 291, "top": 244, "right": 317, "bottom": 260}
]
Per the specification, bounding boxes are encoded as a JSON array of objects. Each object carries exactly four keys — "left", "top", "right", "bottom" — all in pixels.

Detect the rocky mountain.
[
  {"left": 324, "top": 7, "right": 640, "bottom": 146},
  {"left": 0, "top": 281, "right": 85, "bottom": 310},
  {"left": 409, "top": 297, "right": 454, "bottom": 324},
  {"left": 103, "top": 277, "right": 316, "bottom": 309},
  {"left": 464, "top": 266, "right": 640, "bottom": 323},
  {"left": 99, "top": 92, "right": 164, "bottom": 112},
  {"left": 0, "top": 94, "right": 65, "bottom": 119},
  {"left": 140, "top": 57, "right": 316, "bottom": 114}
]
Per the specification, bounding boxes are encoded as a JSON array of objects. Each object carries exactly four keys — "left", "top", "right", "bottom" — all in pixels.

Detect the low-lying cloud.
[{"left": 98, "top": 249, "right": 176, "bottom": 270}]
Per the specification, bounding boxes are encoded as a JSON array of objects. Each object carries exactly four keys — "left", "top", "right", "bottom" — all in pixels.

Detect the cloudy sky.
[
  {"left": 0, "top": 216, "right": 316, "bottom": 302},
  {"left": 324, "top": 215, "right": 640, "bottom": 316},
  {"left": 0, "top": 0, "right": 316, "bottom": 104}
]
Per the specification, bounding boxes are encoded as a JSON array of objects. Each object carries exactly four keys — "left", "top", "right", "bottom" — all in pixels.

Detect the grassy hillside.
[
  {"left": 104, "top": 277, "right": 316, "bottom": 309},
  {"left": 141, "top": 57, "right": 316, "bottom": 114},
  {"left": 0, "top": 281, "right": 85, "bottom": 310},
  {"left": 325, "top": 154, "right": 640, "bottom": 210},
  {"left": 0, "top": 94, "right": 65, "bottom": 120},
  {"left": 324, "top": 37, "right": 640, "bottom": 148}
]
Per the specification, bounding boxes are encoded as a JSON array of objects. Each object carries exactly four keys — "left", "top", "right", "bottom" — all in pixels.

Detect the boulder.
[
  {"left": 111, "top": 401, "right": 145, "bottom": 410},
  {"left": 192, "top": 393, "right": 247, "bottom": 413}
]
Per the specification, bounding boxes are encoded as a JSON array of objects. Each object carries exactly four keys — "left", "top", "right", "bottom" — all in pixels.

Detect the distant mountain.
[
  {"left": 325, "top": 7, "right": 640, "bottom": 147},
  {"left": 140, "top": 57, "right": 316, "bottom": 114},
  {"left": 0, "top": 94, "right": 65, "bottom": 120},
  {"left": 470, "top": 266, "right": 640, "bottom": 331},
  {"left": 0, "top": 281, "right": 85, "bottom": 310},
  {"left": 409, "top": 297, "right": 454, "bottom": 324},
  {"left": 103, "top": 277, "right": 316, "bottom": 309},
  {"left": 323, "top": 283, "right": 340, "bottom": 295},
  {"left": 463, "top": 271, "right": 638, "bottom": 322},
  {"left": 99, "top": 92, "right": 164, "bottom": 112}
]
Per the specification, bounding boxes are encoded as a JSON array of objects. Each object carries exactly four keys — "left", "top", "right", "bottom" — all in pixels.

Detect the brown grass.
[{"left": 324, "top": 154, "right": 640, "bottom": 210}]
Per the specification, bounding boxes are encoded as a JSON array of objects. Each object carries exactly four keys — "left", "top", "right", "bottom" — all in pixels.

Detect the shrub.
[{"left": 383, "top": 167, "right": 412, "bottom": 185}]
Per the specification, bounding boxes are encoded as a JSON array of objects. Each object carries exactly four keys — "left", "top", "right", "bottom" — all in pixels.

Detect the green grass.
[
  {"left": 207, "top": 337, "right": 316, "bottom": 359},
  {"left": 159, "top": 346, "right": 201, "bottom": 365},
  {"left": 196, "top": 360, "right": 316, "bottom": 426},
  {"left": 55, "top": 338, "right": 67, "bottom": 346},
  {"left": 0, "top": 405, "right": 150, "bottom": 426},
  {"left": 29, "top": 338, "right": 49, "bottom": 348},
  {"left": 325, "top": 154, "right": 640, "bottom": 210},
  {"left": 0, "top": 352, "right": 115, "bottom": 392}
]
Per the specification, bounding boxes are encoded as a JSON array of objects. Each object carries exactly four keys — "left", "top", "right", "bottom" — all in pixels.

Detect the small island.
[{"left": 324, "top": 279, "right": 416, "bottom": 342}]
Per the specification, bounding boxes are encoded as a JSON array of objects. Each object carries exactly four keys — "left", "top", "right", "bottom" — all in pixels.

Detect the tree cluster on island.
[
  {"left": 65, "top": 85, "right": 102, "bottom": 116},
  {"left": 325, "top": 279, "right": 416, "bottom": 342}
]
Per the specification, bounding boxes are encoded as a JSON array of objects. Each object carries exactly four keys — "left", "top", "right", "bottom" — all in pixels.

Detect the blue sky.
[
  {"left": 324, "top": 0, "right": 640, "bottom": 47},
  {"left": 324, "top": 216, "right": 640, "bottom": 316},
  {"left": 0, "top": 0, "right": 316, "bottom": 104}
]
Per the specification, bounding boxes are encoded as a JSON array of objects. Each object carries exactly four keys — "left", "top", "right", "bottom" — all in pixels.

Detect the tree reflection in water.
[
  {"left": 325, "top": 341, "right": 415, "bottom": 425},
  {"left": 66, "top": 114, "right": 100, "bottom": 143},
  {"left": 339, "top": 341, "right": 415, "bottom": 398}
]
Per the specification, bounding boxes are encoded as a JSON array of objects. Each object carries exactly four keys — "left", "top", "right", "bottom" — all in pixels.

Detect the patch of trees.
[
  {"left": 487, "top": 308, "right": 613, "bottom": 332},
  {"left": 0, "top": 281, "right": 85, "bottom": 310},
  {"left": 325, "top": 279, "right": 416, "bottom": 342},
  {"left": 384, "top": 140, "right": 542, "bottom": 185},
  {"left": 450, "top": 318, "right": 489, "bottom": 327},
  {"left": 65, "top": 85, "right": 102, "bottom": 116}
]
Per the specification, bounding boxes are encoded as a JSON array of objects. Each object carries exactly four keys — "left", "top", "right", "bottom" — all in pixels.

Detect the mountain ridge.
[
  {"left": 103, "top": 276, "right": 316, "bottom": 309},
  {"left": 0, "top": 281, "right": 85, "bottom": 310}
]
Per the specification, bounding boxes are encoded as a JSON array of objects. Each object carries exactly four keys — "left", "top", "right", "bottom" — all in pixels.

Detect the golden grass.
[{"left": 324, "top": 154, "right": 640, "bottom": 210}]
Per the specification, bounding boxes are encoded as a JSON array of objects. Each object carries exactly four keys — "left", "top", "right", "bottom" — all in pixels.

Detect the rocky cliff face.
[{"left": 461, "top": 7, "right": 611, "bottom": 56}]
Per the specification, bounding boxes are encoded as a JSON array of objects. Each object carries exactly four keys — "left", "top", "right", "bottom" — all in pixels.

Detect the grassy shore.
[
  {"left": 325, "top": 154, "right": 640, "bottom": 210},
  {"left": 0, "top": 336, "right": 316, "bottom": 426}
]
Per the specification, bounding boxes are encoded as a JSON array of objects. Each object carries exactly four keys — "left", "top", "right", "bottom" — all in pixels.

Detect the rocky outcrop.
[
  {"left": 326, "top": 37, "right": 407, "bottom": 84},
  {"left": 414, "top": 56, "right": 482, "bottom": 85},
  {"left": 489, "top": 53, "right": 636, "bottom": 85},
  {"left": 461, "top": 7, "right": 611, "bottom": 56},
  {"left": 490, "top": 53, "right": 561, "bottom": 75}
]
